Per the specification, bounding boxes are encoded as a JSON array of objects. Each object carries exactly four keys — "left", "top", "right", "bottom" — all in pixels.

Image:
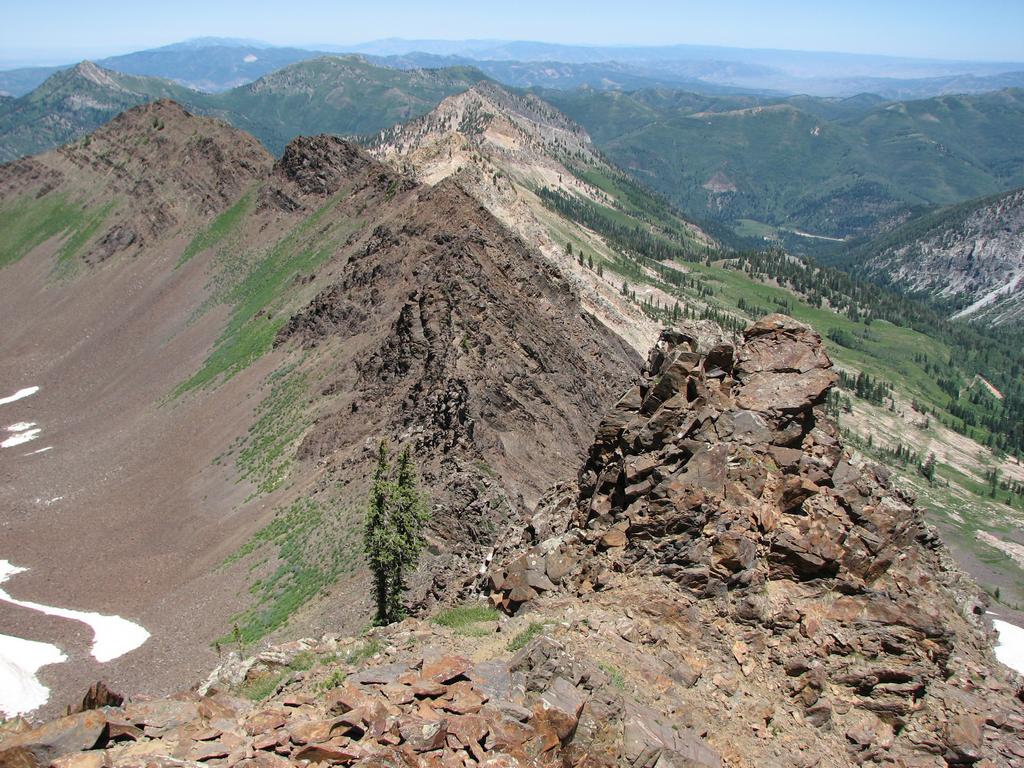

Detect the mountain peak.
[
  {"left": 273, "top": 135, "right": 375, "bottom": 197},
  {"left": 67, "top": 60, "right": 125, "bottom": 89},
  {"left": 374, "top": 80, "right": 601, "bottom": 170}
]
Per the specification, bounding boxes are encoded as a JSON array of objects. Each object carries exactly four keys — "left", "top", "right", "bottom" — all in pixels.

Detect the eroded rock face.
[
  {"left": 484, "top": 314, "right": 1024, "bottom": 766},
  {"left": 271, "top": 174, "right": 642, "bottom": 614}
]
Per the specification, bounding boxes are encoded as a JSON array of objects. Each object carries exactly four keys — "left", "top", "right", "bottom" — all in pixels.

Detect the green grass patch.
[
  {"left": 52, "top": 201, "right": 115, "bottom": 279},
  {"left": 237, "top": 672, "right": 284, "bottom": 701},
  {"left": 733, "top": 218, "right": 778, "bottom": 240},
  {"left": 345, "top": 638, "right": 382, "bottom": 665},
  {"left": 178, "top": 191, "right": 254, "bottom": 268},
  {"left": 506, "top": 621, "right": 548, "bottom": 651},
  {"left": 598, "top": 661, "right": 627, "bottom": 690},
  {"left": 235, "top": 363, "right": 309, "bottom": 497},
  {"left": 287, "top": 650, "right": 318, "bottom": 672},
  {"left": 175, "top": 196, "right": 355, "bottom": 395},
  {"left": 318, "top": 669, "right": 347, "bottom": 691},
  {"left": 433, "top": 604, "right": 500, "bottom": 635},
  {"left": 0, "top": 193, "right": 110, "bottom": 270},
  {"left": 220, "top": 497, "right": 361, "bottom": 645}
]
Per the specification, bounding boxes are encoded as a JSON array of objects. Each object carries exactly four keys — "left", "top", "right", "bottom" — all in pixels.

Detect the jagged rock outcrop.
[
  {"left": 484, "top": 314, "right": 1024, "bottom": 766},
  {"left": 4, "top": 312, "right": 1023, "bottom": 766}
]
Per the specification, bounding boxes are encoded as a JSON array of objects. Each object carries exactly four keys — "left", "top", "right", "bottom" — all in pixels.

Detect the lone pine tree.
[{"left": 364, "top": 440, "right": 429, "bottom": 625}]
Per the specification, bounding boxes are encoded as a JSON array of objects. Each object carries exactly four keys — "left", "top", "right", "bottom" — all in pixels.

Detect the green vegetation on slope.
[
  {"left": 178, "top": 190, "right": 254, "bottom": 268},
  {"left": 175, "top": 194, "right": 358, "bottom": 394},
  {"left": 541, "top": 87, "right": 1024, "bottom": 243},
  {"left": 0, "top": 193, "right": 113, "bottom": 271},
  {"left": 234, "top": 362, "right": 309, "bottom": 497},
  {"left": 536, "top": 172, "right": 1023, "bottom": 457},
  {"left": 222, "top": 497, "right": 361, "bottom": 644}
]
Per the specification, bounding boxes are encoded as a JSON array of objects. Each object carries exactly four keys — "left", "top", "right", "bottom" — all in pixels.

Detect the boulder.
[{"left": 0, "top": 711, "right": 108, "bottom": 768}]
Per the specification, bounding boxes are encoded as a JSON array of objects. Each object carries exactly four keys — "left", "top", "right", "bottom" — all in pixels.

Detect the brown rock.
[
  {"left": 411, "top": 679, "right": 448, "bottom": 698},
  {"left": 398, "top": 717, "right": 448, "bottom": 752},
  {"left": 287, "top": 719, "right": 336, "bottom": 745},
  {"left": 532, "top": 677, "right": 586, "bottom": 744},
  {"left": 243, "top": 710, "right": 289, "bottom": 736},
  {"left": 186, "top": 740, "right": 230, "bottom": 762},
  {"left": 736, "top": 369, "right": 837, "bottom": 413},
  {"left": 324, "top": 684, "right": 374, "bottom": 715},
  {"left": 421, "top": 656, "right": 473, "bottom": 685},
  {"left": 67, "top": 682, "right": 123, "bottom": 715},
  {"left": 544, "top": 552, "right": 574, "bottom": 584},
  {"left": 234, "top": 753, "right": 292, "bottom": 768},
  {"left": 292, "top": 738, "right": 362, "bottom": 763},
  {"left": 49, "top": 752, "right": 106, "bottom": 768},
  {"left": 599, "top": 528, "right": 627, "bottom": 549},
  {"left": 442, "top": 682, "right": 488, "bottom": 715},
  {"left": 0, "top": 710, "right": 108, "bottom": 768},
  {"left": 125, "top": 700, "right": 199, "bottom": 730}
]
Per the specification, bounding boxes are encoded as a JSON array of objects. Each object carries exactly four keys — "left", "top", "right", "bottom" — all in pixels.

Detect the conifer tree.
[
  {"left": 389, "top": 446, "right": 428, "bottom": 620},
  {"left": 921, "top": 452, "right": 936, "bottom": 483},
  {"left": 363, "top": 441, "right": 429, "bottom": 625}
]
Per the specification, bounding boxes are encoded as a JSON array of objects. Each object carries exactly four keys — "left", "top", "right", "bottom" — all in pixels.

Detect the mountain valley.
[{"left": 1, "top": 25, "right": 1024, "bottom": 768}]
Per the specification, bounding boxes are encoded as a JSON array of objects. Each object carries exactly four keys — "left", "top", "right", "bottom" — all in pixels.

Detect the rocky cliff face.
[
  {"left": 269, "top": 152, "right": 642, "bottom": 611},
  {"left": 484, "top": 314, "right": 1024, "bottom": 766},
  {"left": 856, "top": 187, "right": 1024, "bottom": 326}
]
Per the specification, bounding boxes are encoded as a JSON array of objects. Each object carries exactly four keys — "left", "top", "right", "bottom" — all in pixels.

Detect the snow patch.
[
  {"left": 243, "top": 54, "right": 258, "bottom": 63},
  {"left": 1, "top": 428, "right": 41, "bottom": 448},
  {"left": 0, "top": 386, "right": 39, "bottom": 405},
  {"left": 25, "top": 446, "right": 52, "bottom": 455},
  {"left": 992, "top": 618, "right": 1024, "bottom": 676},
  {"left": 0, "top": 632, "right": 67, "bottom": 717},
  {"left": 0, "top": 560, "right": 150, "bottom": 663},
  {"left": 7, "top": 422, "right": 37, "bottom": 431}
]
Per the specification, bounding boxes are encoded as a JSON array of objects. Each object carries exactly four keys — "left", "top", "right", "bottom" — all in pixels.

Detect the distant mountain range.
[
  {"left": 0, "top": 58, "right": 487, "bottom": 161},
  {"left": 3, "top": 55, "right": 1023, "bottom": 250},
  {"left": 3, "top": 38, "right": 1023, "bottom": 99},
  {"left": 542, "top": 86, "right": 1024, "bottom": 244},
  {"left": 0, "top": 41, "right": 334, "bottom": 95}
]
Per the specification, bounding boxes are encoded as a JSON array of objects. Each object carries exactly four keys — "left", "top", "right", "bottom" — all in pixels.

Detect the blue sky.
[{"left": 2, "top": 0, "right": 1023, "bottom": 65}]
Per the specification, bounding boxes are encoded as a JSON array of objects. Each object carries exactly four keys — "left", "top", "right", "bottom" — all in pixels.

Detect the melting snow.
[
  {"left": 0, "top": 386, "right": 39, "bottom": 405},
  {"left": 992, "top": 617, "right": 1024, "bottom": 676},
  {"left": 24, "top": 446, "right": 53, "bottom": 455},
  {"left": 1, "top": 428, "right": 41, "bottom": 448},
  {"left": 7, "top": 422, "right": 37, "bottom": 431},
  {"left": 0, "top": 560, "right": 150, "bottom": 663},
  {"left": 0, "top": 632, "right": 67, "bottom": 717}
]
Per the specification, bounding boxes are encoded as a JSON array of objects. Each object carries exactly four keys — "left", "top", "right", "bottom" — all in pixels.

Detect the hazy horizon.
[{"left": 3, "top": 0, "right": 1024, "bottom": 67}]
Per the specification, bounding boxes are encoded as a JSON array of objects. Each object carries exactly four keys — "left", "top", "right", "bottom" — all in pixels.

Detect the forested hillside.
[{"left": 542, "top": 87, "right": 1024, "bottom": 245}]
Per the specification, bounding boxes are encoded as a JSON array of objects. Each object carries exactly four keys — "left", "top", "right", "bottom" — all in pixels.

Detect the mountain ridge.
[{"left": 0, "top": 101, "right": 639, "bottom": 717}]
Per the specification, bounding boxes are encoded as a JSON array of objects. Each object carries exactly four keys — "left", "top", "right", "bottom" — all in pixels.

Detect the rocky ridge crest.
[{"left": 483, "top": 314, "right": 1024, "bottom": 765}]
